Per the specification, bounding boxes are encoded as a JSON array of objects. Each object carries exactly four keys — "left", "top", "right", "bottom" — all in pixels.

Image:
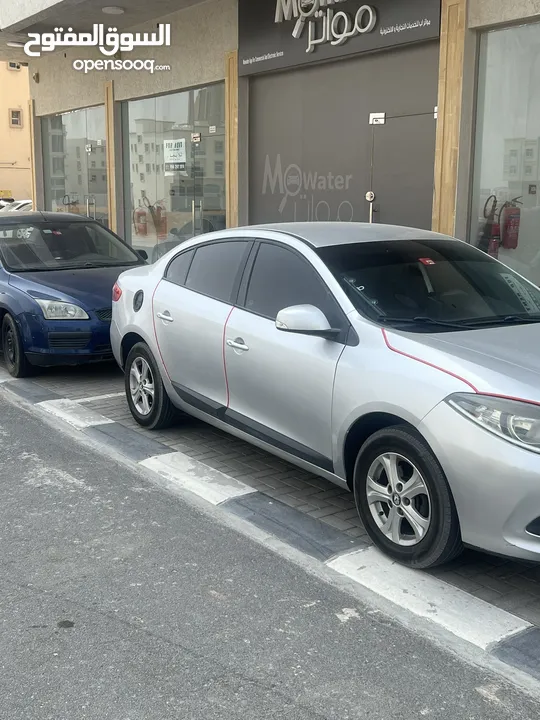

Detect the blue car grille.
[
  {"left": 95, "top": 307, "right": 112, "bottom": 322},
  {"left": 48, "top": 332, "right": 91, "bottom": 349}
]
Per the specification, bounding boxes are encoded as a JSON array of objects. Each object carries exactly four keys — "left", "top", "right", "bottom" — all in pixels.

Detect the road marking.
[
  {"left": 75, "top": 392, "right": 125, "bottom": 404},
  {"left": 36, "top": 399, "right": 115, "bottom": 429},
  {"left": 327, "top": 547, "right": 531, "bottom": 650},
  {"left": 140, "top": 452, "right": 257, "bottom": 505}
]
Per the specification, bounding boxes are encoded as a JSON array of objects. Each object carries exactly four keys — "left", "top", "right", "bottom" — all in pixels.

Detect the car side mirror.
[
  {"left": 275, "top": 305, "right": 341, "bottom": 340},
  {"left": 137, "top": 249, "right": 148, "bottom": 261}
]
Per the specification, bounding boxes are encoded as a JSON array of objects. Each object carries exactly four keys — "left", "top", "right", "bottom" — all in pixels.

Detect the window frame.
[
  {"left": 9, "top": 109, "right": 22, "bottom": 128},
  {"left": 163, "top": 239, "right": 254, "bottom": 306},
  {"left": 237, "top": 239, "right": 352, "bottom": 344}
]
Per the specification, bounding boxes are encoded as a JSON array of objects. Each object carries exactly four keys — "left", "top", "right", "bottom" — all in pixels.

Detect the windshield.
[
  {"left": 317, "top": 239, "right": 540, "bottom": 332},
  {"left": 0, "top": 221, "right": 142, "bottom": 272}
]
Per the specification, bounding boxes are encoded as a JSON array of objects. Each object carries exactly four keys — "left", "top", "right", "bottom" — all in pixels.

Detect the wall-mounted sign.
[
  {"left": 209, "top": 125, "right": 217, "bottom": 134},
  {"left": 191, "top": 132, "right": 201, "bottom": 143},
  {"left": 164, "top": 139, "right": 186, "bottom": 175},
  {"left": 239, "top": 0, "right": 441, "bottom": 75}
]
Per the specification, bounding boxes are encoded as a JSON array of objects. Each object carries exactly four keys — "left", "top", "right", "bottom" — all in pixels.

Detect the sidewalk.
[{"left": 5, "top": 361, "right": 540, "bottom": 628}]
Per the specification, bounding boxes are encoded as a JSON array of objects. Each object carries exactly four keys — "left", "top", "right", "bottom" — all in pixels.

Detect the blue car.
[{"left": 0, "top": 211, "right": 146, "bottom": 378}]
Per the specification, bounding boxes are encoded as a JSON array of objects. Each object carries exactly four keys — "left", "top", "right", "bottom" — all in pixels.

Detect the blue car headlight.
[
  {"left": 35, "top": 299, "right": 89, "bottom": 320},
  {"left": 446, "top": 393, "right": 540, "bottom": 453}
]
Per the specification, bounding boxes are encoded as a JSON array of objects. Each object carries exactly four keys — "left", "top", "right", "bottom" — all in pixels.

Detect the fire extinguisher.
[
  {"left": 479, "top": 195, "right": 498, "bottom": 255},
  {"left": 499, "top": 196, "right": 522, "bottom": 250},
  {"left": 133, "top": 207, "right": 147, "bottom": 236}
]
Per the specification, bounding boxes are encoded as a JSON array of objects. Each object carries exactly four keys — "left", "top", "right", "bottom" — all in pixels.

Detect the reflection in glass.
[
  {"left": 471, "top": 23, "right": 540, "bottom": 285},
  {"left": 42, "top": 106, "right": 109, "bottom": 228},
  {"left": 123, "top": 84, "right": 226, "bottom": 261}
]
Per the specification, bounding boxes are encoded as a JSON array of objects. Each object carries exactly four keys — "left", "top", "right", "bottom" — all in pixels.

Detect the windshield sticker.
[
  {"left": 501, "top": 273, "right": 540, "bottom": 313},
  {"left": 418, "top": 258, "right": 435, "bottom": 265}
]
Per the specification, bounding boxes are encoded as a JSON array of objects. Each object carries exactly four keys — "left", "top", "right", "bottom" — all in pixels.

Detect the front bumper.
[
  {"left": 19, "top": 311, "right": 113, "bottom": 367},
  {"left": 419, "top": 400, "right": 540, "bottom": 560}
]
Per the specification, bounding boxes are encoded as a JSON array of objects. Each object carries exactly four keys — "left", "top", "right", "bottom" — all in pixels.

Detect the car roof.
[
  {"left": 0, "top": 211, "right": 91, "bottom": 224},
  {"left": 247, "top": 222, "right": 456, "bottom": 248}
]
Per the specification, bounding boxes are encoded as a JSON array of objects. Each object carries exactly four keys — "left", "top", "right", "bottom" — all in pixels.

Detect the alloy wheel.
[
  {"left": 129, "top": 356, "right": 155, "bottom": 416},
  {"left": 366, "top": 452, "right": 432, "bottom": 547}
]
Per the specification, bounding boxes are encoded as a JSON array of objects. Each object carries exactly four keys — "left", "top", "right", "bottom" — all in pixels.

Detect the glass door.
[
  {"left": 42, "top": 106, "right": 108, "bottom": 227},
  {"left": 189, "top": 131, "right": 226, "bottom": 237}
]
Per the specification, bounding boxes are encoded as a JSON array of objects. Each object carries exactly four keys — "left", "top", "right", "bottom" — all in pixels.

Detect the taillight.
[{"left": 112, "top": 283, "right": 122, "bottom": 302}]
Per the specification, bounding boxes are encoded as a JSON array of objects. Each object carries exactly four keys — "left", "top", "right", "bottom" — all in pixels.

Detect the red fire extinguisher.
[
  {"left": 134, "top": 207, "right": 147, "bottom": 236},
  {"left": 500, "top": 196, "right": 522, "bottom": 250}
]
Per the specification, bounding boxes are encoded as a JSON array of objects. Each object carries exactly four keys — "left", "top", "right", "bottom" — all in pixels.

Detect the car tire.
[
  {"left": 353, "top": 425, "right": 463, "bottom": 569},
  {"left": 125, "top": 342, "right": 177, "bottom": 430},
  {"left": 1, "top": 313, "right": 34, "bottom": 378}
]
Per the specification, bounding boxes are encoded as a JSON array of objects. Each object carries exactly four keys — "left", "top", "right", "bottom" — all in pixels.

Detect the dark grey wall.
[{"left": 249, "top": 41, "right": 440, "bottom": 228}]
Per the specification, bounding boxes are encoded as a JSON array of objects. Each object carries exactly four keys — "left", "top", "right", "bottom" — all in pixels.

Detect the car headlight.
[
  {"left": 36, "top": 299, "right": 89, "bottom": 320},
  {"left": 446, "top": 393, "right": 540, "bottom": 453}
]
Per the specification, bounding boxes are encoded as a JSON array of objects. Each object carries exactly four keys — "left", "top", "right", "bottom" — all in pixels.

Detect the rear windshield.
[{"left": 317, "top": 239, "right": 540, "bottom": 331}]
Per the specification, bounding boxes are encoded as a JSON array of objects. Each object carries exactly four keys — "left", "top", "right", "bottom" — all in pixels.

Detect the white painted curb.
[
  {"left": 140, "top": 452, "right": 257, "bottom": 506},
  {"left": 327, "top": 547, "right": 532, "bottom": 650},
  {"left": 36, "top": 399, "right": 115, "bottom": 429}
]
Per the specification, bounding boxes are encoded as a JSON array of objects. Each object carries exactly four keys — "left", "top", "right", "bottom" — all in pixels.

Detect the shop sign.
[
  {"left": 164, "top": 139, "right": 187, "bottom": 175},
  {"left": 239, "top": 0, "right": 441, "bottom": 75}
]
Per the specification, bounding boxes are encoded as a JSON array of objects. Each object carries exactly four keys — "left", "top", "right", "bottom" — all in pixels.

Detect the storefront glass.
[
  {"left": 122, "top": 83, "right": 226, "bottom": 261},
  {"left": 471, "top": 23, "right": 540, "bottom": 285},
  {"left": 42, "top": 106, "right": 108, "bottom": 226}
]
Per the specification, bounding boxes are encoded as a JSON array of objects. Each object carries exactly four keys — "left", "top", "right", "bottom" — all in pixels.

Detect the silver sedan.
[{"left": 111, "top": 222, "right": 540, "bottom": 569}]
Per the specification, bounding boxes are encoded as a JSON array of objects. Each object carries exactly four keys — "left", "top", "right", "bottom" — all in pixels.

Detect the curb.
[{"left": 2, "top": 374, "right": 540, "bottom": 682}]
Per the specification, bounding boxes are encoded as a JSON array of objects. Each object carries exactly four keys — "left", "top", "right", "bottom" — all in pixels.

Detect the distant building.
[{"left": 0, "top": 60, "right": 31, "bottom": 201}]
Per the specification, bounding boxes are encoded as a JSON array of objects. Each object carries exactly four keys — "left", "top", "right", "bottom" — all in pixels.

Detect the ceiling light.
[
  {"left": 7, "top": 42, "right": 24, "bottom": 48},
  {"left": 102, "top": 6, "right": 124, "bottom": 14}
]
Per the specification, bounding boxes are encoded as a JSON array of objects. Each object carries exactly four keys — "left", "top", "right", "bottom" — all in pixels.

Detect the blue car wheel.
[{"left": 2, "top": 314, "right": 33, "bottom": 378}]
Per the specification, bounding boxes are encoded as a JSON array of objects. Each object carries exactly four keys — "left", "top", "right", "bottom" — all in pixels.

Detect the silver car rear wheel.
[
  {"left": 124, "top": 342, "right": 177, "bottom": 430},
  {"left": 366, "top": 452, "right": 432, "bottom": 547},
  {"left": 129, "top": 356, "right": 155, "bottom": 416}
]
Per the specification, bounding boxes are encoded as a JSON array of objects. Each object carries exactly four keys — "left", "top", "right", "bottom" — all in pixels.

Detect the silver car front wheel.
[
  {"left": 354, "top": 426, "right": 462, "bottom": 569},
  {"left": 366, "top": 453, "right": 432, "bottom": 547}
]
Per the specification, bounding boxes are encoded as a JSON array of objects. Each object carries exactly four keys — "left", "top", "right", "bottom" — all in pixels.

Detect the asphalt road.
[{"left": 1, "top": 393, "right": 539, "bottom": 720}]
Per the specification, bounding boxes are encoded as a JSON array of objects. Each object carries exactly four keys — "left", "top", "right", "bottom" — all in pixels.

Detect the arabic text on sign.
[{"left": 23, "top": 23, "right": 171, "bottom": 58}]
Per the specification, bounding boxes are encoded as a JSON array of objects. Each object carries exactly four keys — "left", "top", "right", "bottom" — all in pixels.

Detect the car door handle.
[
  {"left": 227, "top": 338, "right": 249, "bottom": 351},
  {"left": 157, "top": 312, "right": 174, "bottom": 323}
]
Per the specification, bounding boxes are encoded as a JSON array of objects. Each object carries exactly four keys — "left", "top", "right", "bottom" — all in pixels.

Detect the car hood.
[
  {"left": 385, "top": 322, "right": 540, "bottom": 402},
  {"left": 9, "top": 265, "right": 137, "bottom": 310}
]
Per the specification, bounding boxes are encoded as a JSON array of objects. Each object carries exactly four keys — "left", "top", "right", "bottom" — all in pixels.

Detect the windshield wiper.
[
  {"left": 463, "top": 314, "right": 540, "bottom": 327},
  {"left": 379, "top": 316, "right": 473, "bottom": 330}
]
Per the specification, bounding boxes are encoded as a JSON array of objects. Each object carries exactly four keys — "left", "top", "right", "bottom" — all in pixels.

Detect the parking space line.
[
  {"left": 36, "top": 399, "right": 115, "bottom": 429},
  {"left": 140, "top": 452, "right": 257, "bottom": 506},
  {"left": 327, "top": 547, "right": 531, "bottom": 650},
  {"left": 75, "top": 392, "right": 125, "bottom": 404}
]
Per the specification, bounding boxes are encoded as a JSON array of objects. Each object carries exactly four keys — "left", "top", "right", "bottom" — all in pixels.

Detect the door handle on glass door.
[
  {"left": 157, "top": 312, "right": 174, "bottom": 323},
  {"left": 227, "top": 338, "right": 249, "bottom": 351}
]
